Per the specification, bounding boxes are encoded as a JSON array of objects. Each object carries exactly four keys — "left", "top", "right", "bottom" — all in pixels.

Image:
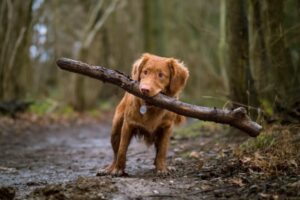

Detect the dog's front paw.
[
  {"left": 111, "top": 168, "right": 127, "bottom": 177},
  {"left": 96, "top": 168, "right": 110, "bottom": 176},
  {"left": 96, "top": 164, "right": 114, "bottom": 176},
  {"left": 96, "top": 165, "right": 127, "bottom": 177},
  {"left": 157, "top": 169, "right": 169, "bottom": 177},
  {"left": 156, "top": 166, "right": 176, "bottom": 177}
]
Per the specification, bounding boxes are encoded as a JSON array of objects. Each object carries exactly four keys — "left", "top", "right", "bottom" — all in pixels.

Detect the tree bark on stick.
[{"left": 56, "top": 58, "right": 262, "bottom": 137}]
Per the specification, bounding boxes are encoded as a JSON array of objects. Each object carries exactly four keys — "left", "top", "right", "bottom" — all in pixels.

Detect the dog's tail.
[{"left": 174, "top": 114, "right": 186, "bottom": 125}]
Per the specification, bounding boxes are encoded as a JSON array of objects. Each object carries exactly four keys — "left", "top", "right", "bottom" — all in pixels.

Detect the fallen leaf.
[
  {"left": 254, "top": 152, "right": 264, "bottom": 160},
  {"left": 288, "top": 180, "right": 300, "bottom": 188},
  {"left": 200, "top": 184, "right": 212, "bottom": 192},
  {"left": 259, "top": 193, "right": 271, "bottom": 198},
  {"left": 189, "top": 151, "right": 200, "bottom": 159},
  {"left": 153, "top": 190, "right": 159, "bottom": 194},
  {"left": 0, "top": 166, "right": 17, "bottom": 173},
  {"left": 288, "top": 159, "right": 298, "bottom": 168},
  {"left": 229, "top": 178, "right": 245, "bottom": 187},
  {"left": 240, "top": 156, "right": 251, "bottom": 164}
]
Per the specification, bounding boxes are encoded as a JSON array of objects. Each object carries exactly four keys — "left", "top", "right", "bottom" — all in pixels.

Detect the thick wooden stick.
[{"left": 56, "top": 58, "right": 262, "bottom": 137}]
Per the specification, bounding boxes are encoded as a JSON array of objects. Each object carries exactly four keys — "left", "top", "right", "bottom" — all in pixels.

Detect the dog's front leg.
[
  {"left": 111, "top": 121, "right": 133, "bottom": 176},
  {"left": 154, "top": 125, "right": 173, "bottom": 175}
]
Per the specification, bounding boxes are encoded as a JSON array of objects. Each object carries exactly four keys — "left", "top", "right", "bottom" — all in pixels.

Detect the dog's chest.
[
  {"left": 130, "top": 109, "right": 166, "bottom": 133},
  {"left": 142, "top": 114, "right": 163, "bottom": 132}
]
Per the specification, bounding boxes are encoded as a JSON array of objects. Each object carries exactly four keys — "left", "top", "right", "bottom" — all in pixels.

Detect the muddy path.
[
  {"left": 0, "top": 122, "right": 114, "bottom": 198},
  {"left": 0, "top": 120, "right": 168, "bottom": 199},
  {"left": 0, "top": 118, "right": 299, "bottom": 199}
]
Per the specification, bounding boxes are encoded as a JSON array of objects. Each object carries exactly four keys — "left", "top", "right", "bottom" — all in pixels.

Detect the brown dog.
[{"left": 99, "top": 53, "right": 189, "bottom": 176}]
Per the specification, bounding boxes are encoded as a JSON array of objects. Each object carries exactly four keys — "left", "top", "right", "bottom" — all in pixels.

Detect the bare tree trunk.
[
  {"left": 143, "top": 0, "right": 165, "bottom": 55},
  {"left": 248, "top": 0, "right": 270, "bottom": 98},
  {"left": 0, "top": 0, "right": 33, "bottom": 101},
  {"left": 262, "top": 0, "right": 294, "bottom": 95},
  {"left": 218, "top": 0, "right": 228, "bottom": 91},
  {"left": 261, "top": 0, "right": 299, "bottom": 122},
  {"left": 296, "top": 0, "right": 300, "bottom": 85},
  {"left": 225, "top": 0, "right": 259, "bottom": 118}
]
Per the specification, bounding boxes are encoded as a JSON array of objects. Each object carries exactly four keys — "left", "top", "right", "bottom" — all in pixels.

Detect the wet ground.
[{"left": 0, "top": 117, "right": 299, "bottom": 199}]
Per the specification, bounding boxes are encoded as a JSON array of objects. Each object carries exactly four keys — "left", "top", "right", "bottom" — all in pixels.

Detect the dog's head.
[{"left": 132, "top": 53, "right": 189, "bottom": 97}]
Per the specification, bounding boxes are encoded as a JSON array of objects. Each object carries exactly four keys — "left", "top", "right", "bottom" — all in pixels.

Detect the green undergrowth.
[
  {"left": 239, "top": 133, "right": 277, "bottom": 152},
  {"left": 29, "top": 99, "right": 114, "bottom": 119},
  {"left": 29, "top": 100, "right": 77, "bottom": 117},
  {"left": 174, "top": 120, "right": 223, "bottom": 139}
]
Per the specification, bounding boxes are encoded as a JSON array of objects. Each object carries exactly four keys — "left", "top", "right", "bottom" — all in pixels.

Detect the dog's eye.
[
  {"left": 158, "top": 72, "right": 163, "bottom": 78},
  {"left": 143, "top": 70, "right": 148, "bottom": 75}
]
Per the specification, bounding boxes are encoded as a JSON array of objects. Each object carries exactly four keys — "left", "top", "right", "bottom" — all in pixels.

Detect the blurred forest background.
[{"left": 0, "top": 0, "right": 299, "bottom": 124}]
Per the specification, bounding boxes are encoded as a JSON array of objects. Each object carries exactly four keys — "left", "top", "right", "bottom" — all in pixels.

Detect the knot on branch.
[{"left": 232, "top": 107, "right": 247, "bottom": 119}]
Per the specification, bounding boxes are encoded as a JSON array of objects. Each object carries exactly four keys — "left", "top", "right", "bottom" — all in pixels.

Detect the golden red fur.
[{"left": 99, "top": 53, "right": 189, "bottom": 176}]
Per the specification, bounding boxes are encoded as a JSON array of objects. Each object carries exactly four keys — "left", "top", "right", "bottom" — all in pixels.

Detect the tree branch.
[{"left": 56, "top": 58, "right": 262, "bottom": 137}]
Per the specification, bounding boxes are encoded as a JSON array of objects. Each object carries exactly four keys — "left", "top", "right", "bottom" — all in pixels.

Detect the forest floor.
[{"left": 0, "top": 113, "right": 300, "bottom": 200}]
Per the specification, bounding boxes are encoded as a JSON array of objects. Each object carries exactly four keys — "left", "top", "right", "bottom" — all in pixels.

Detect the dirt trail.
[
  {"left": 0, "top": 121, "right": 171, "bottom": 199},
  {"left": 0, "top": 119, "right": 219, "bottom": 199},
  {"left": 0, "top": 123, "right": 106, "bottom": 197},
  {"left": 0, "top": 119, "right": 299, "bottom": 199}
]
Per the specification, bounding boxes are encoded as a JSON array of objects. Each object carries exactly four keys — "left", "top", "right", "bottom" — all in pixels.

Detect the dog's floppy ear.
[
  {"left": 131, "top": 54, "right": 149, "bottom": 81},
  {"left": 168, "top": 58, "right": 189, "bottom": 97}
]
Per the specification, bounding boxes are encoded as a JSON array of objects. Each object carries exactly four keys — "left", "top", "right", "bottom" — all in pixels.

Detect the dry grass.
[{"left": 236, "top": 124, "right": 300, "bottom": 175}]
